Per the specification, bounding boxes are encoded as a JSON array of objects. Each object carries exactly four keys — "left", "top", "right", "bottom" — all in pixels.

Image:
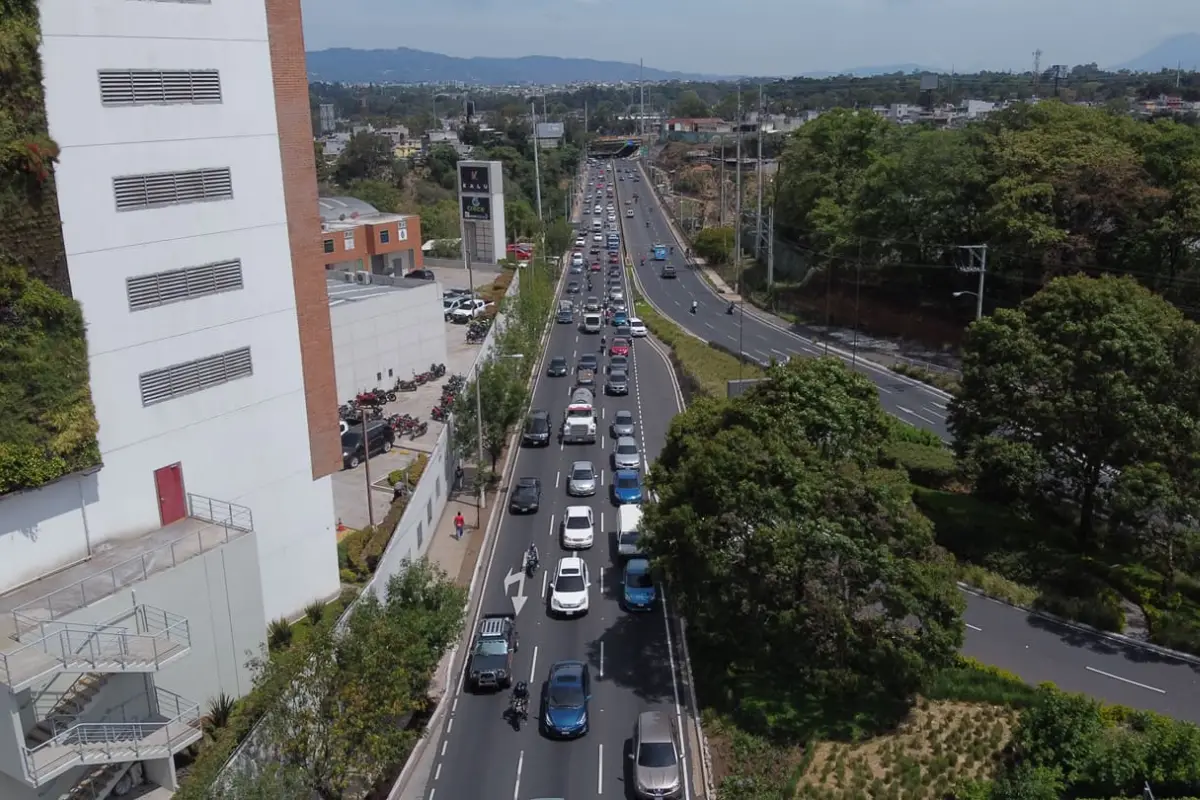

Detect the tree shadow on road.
[
  {"left": 1024, "top": 613, "right": 1200, "bottom": 675},
  {"left": 584, "top": 612, "right": 675, "bottom": 704}
]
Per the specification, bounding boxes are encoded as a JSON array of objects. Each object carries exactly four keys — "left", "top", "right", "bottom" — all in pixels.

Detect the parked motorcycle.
[
  {"left": 429, "top": 362, "right": 447, "bottom": 379},
  {"left": 430, "top": 405, "right": 450, "bottom": 422},
  {"left": 395, "top": 379, "right": 418, "bottom": 393}
]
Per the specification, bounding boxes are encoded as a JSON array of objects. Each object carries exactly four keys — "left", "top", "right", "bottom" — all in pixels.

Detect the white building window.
[
  {"left": 99, "top": 69, "right": 222, "bottom": 106},
  {"left": 127, "top": 259, "right": 243, "bottom": 311},
  {"left": 139, "top": 347, "right": 253, "bottom": 406},
  {"left": 343, "top": 230, "right": 355, "bottom": 250},
  {"left": 113, "top": 168, "right": 233, "bottom": 212}
]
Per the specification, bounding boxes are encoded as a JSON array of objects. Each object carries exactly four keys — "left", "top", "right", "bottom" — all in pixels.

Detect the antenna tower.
[{"left": 1033, "top": 49, "right": 1043, "bottom": 94}]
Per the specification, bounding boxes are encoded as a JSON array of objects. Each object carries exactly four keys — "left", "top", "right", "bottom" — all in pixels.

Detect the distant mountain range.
[
  {"left": 1113, "top": 33, "right": 1200, "bottom": 72},
  {"left": 304, "top": 47, "right": 719, "bottom": 85},
  {"left": 305, "top": 36, "right": 1200, "bottom": 86}
]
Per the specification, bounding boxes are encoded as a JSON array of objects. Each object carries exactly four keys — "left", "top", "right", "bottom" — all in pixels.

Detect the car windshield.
[
  {"left": 572, "top": 468, "right": 592, "bottom": 481},
  {"left": 617, "top": 475, "right": 639, "bottom": 489},
  {"left": 515, "top": 484, "right": 537, "bottom": 498},
  {"left": 549, "top": 678, "right": 585, "bottom": 706},
  {"left": 341, "top": 432, "right": 363, "bottom": 448},
  {"left": 567, "top": 516, "right": 590, "bottom": 529},
  {"left": 617, "top": 443, "right": 637, "bottom": 455},
  {"left": 528, "top": 418, "right": 548, "bottom": 433},
  {"left": 610, "top": 372, "right": 626, "bottom": 382},
  {"left": 619, "top": 531, "right": 639, "bottom": 545},
  {"left": 627, "top": 570, "right": 653, "bottom": 589},
  {"left": 474, "top": 639, "right": 508, "bottom": 657},
  {"left": 551, "top": 358, "right": 566, "bottom": 368},
  {"left": 556, "top": 575, "right": 586, "bottom": 593},
  {"left": 637, "top": 742, "right": 677, "bottom": 768}
]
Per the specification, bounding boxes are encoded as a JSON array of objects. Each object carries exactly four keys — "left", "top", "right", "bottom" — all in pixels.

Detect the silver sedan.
[
  {"left": 567, "top": 461, "right": 597, "bottom": 496},
  {"left": 613, "top": 436, "right": 640, "bottom": 471}
]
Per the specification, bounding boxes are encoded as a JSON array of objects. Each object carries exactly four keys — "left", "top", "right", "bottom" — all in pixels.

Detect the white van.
[
  {"left": 592, "top": 219, "right": 602, "bottom": 232},
  {"left": 581, "top": 313, "right": 602, "bottom": 333},
  {"left": 617, "top": 505, "right": 644, "bottom": 558}
]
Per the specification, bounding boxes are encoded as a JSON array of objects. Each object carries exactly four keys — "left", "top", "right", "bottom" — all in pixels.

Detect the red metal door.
[{"left": 154, "top": 463, "right": 186, "bottom": 526}]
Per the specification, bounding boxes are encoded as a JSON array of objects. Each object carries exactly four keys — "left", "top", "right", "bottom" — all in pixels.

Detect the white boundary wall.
[{"left": 211, "top": 271, "right": 520, "bottom": 787}]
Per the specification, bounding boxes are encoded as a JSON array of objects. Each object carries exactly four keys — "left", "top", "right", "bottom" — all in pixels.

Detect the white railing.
[
  {"left": 22, "top": 686, "right": 201, "bottom": 786},
  {"left": 11, "top": 500, "right": 251, "bottom": 637},
  {"left": 0, "top": 606, "right": 190, "bottom": 691}
]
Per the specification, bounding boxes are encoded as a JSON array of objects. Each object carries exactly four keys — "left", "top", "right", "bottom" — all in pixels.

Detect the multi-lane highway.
[
  {"left": 613, "top": 159, "right": 1200, "bottom": 718},
  {"left": 421, "top": 163, "right": 695, "bottom": 799}
]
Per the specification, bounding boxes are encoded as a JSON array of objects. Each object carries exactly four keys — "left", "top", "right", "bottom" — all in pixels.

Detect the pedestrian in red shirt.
[{"left": 454, "top": 512, "right": 465, "bottom": 540}]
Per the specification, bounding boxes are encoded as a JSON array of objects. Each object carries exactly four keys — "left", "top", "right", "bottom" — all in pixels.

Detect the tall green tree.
[
  {"left": 673, "top": 89, "right": 710, "bottom": 118},
  {"left": 644, "top": 360, "right": 963, "bottom": 727},
  {"left": 949, "top": 274, "right": 1200, "bottom": 545},
  {"left": 255, "top": 561, "right": 464, "bottom": 800},
  {"left": 333, "top": 131, "right": 398, "bottom": 185}
]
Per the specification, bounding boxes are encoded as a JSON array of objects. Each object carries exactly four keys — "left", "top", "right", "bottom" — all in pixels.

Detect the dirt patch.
[{"left": 796, "top": 700, "right": 1015, "bottom": 798}]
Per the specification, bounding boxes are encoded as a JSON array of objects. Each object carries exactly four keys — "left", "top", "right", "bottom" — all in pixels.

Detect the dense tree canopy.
[
  {"left": 949, "top": 274, "right": 1200, "bottom": 549},
  {"left": 773, "top": 103, "right": 1200, "bottom": 312},
  {"left": 644, "top": 359, "right": 963, "bottom": 721}
]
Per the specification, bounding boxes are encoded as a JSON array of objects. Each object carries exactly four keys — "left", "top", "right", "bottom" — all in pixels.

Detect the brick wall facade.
[{"left": 264, "top": 0, "right": 341, "bottom": 480}]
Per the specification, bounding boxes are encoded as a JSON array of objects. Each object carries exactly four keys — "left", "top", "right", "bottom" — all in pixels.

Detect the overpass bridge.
[{"left": 587, "top": 134, "right": 653, "bottom": 158}]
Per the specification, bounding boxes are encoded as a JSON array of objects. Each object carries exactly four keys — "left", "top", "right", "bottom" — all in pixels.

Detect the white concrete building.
[
  {"left": 0, "top": 0, "right": 341, "bottom": 795},
  {"left": 326, "top": 275, "right": 449, "bottom": 401}
]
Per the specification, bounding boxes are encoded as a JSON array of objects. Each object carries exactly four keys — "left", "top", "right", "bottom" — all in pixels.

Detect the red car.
[
  {"left": 610, "top": 337, "right": 631, "bottom": 357},
  {"left": 591, "top": 261, "right": 602, "bottom": 272},
  {"left": 608, "top": 252, "right": 619, "bottom": 264}
]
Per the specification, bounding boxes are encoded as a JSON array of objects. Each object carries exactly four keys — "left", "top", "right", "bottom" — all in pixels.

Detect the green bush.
[
  {"left": 881, "top": 440, "right": 956, "bottom": 488},
  {"left": 339, "top": 568, "right": 358, "bottom": 584},
  {"left": 956, "top": 564, "right": 1039, "bottom": 607},
  {"left": 926, "top": 656, "right": 1038, "bottom": 708},
  {"left": 266, "top": 619, "right": 292, "bottom": 651},
  {"left": 890, "top": 362, "right": 961, "bottom": 395},
  {"left": 886, "top": 415, "right": 945, "bottom": 447},
  {"left": 1034, "top": 589, "right": 1125, "bottom": 632}
]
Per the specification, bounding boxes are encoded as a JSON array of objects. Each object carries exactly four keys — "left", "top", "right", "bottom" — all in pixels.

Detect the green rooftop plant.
[{"left": 0, "top": 1, "right": 101, "bottom": 496}]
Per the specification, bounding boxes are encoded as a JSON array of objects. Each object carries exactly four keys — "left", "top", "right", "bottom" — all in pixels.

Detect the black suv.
[
  {"left": 467, "top": 614, "right": 518, "bottom": 691},
  {"left": 522, "top": 410, "right": 552, "bottom": 447},
  {"left": 341, "top": 422, "right": 394, "bottom": 469},
  {"left": 546, "top": 356, "right": 569, "bottom": 377}
]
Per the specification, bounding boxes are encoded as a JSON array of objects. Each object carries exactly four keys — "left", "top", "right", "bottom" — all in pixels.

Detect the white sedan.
[
  {"left": 549, "top": 556, "right": 591, "bottom": 616},
  {"left": 574, "top": 238, "right": 586, "bottom": 248},
  {"left": 561, "top": 506, "right": 595, "bottom": 549},
  {"left": 629, "top": 318, "right": 648, "bottom": 337}
]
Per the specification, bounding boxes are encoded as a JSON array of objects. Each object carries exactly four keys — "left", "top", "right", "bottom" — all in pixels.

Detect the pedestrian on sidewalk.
[{"left": 454, "top": 511, "right": 465, "bottom": 540}]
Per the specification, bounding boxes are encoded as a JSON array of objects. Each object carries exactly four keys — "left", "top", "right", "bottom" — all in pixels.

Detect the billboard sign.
[
  {"left": 461, "top": 195, "right": 492, "bottom": 221},
  {"left": 459, "top": 164, "right": 491, "bottom": 194}
]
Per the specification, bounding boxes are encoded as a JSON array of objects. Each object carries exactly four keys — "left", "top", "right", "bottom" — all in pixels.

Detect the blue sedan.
[
  {"left": 612, "top": 311, "right": 629, "bottom": 328},
  {"left": 542, "top": 660, "right": 591, "bottom": 738},
  {"left": 622, "top": 558, "right": 657, "bottom": 611},
  {"left": 611, "top": 469, "right": 643, "bottom": 504}
]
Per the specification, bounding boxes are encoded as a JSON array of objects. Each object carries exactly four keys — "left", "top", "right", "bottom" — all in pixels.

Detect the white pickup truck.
[{"left": 561, "top": 388, "right": 597, "bottom": 444}]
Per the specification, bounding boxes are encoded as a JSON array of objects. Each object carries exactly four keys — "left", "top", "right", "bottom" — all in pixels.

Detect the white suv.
[
  {"left": 549, "top": 556, "right": 591, "bottom": 617},
  {"left": 449, "top": 299, "right": 490, "bottom": 322}
]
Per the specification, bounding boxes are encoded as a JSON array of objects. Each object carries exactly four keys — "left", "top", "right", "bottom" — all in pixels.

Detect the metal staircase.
[
  {"left": 62, "top": 762, "right": 136, "bottom": 800},
  {"left": 25, "top": 674, "right": 109, "bottom": 749},
  {"left": 0, "top": 606, "right": 191, "bottom": 693}
]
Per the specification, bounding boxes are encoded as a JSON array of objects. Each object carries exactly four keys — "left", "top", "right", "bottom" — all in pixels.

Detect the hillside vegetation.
[{"left": 0, "top": 2, "right": 100, "bottom": 495}]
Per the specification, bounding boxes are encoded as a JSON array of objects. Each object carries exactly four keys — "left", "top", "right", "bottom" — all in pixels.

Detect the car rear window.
[
  {"left": 567, "top": 516, "right": 590, "bottom": 529},
  {"left": 617, "top": 475, "right": 638, "bottom": 489}
]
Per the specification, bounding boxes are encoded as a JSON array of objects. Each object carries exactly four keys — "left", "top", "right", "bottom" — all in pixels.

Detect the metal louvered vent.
[
  {"left": 139, "top": 347, "right": 254, "bottom": 406},
  {"left": 113, "top": 168, "right": 233, "bottom": 211},
  {"left": 126, "top": 259, "right": 243, "bottom": 311},
  {"left": 99, "top": 70, "right": 222, "bottom": 106}
]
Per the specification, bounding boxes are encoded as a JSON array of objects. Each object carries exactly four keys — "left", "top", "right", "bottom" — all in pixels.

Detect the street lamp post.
[{"left": 952, "top": 290, "right": 983, "bottom": 321}]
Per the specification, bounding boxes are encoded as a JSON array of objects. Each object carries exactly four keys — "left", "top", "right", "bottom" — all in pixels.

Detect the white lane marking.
[
  {"left": 897, "top": 405, "right": 941, "bottom": 426},
  {"left": 429, "top": 789, "right": 435, "bottom": 800},
  {"left": 771, "top": 349, "right": 788, "bottom": 358},
  {"left": 932, "top": 401, "right": 948, "bottom": 410},
  {"left": 451, "top": 697, "right": 457, "bottom": 714},
  {"left": 923, "top": 406, "right": 946, "bottom": 420},
  {"left": 966, "top": 623, "right": 982, "bottom": 631},
  {"left": 548, "top": 513, "right": 556, "bottom": 539},
  {"left": 599, "top": 564, "right": 605, "bottom": 588},
  {"left": 600, "top": 469, "right": 605, "bottom": 486},
  {"left": 704, "top": 322, "right": 715, "bottom": 330},
  {"left": 555, "top": 471, "right": 561, "bottom": 489},
  {"left": 512, "top": 751, "right": 524, "bottom": 800},
  {"left": 446, "top": 717, "right": 453, "bottom": 733},
  {"left": 1086, "top": 666, "right": 1166, "bottom": 693},
  {"left": 598, "top": 743, "right": 604, "bottom": 794},
  {"left": 602, "top": 406, "right": 606, "bottom": 419},
  {"left": 441, "top": 739, "right": 447, "bottom": 757},
  {"left": 572, "top": 349, "right": 577, "bottom": 360},
  {"left": 660, "top": 585, "right": 693, "bottom": 800},
  {"left": 434, "top": 763, "right": 442, "bottom": 781},
  {"left": 602, "top": 435, "right": 607, "bottom": 450},
  {"left": 600, "top": 510, "right": 605, "bottom": 535},
  {"left": 600, "top": 640, "right": 605, "bottom": 678},
  {"left": 541, "top": 569, "right": 548, "bottom": 599},
  {"left": 529, "top": 646, "right": 539, "bottom": 683}
]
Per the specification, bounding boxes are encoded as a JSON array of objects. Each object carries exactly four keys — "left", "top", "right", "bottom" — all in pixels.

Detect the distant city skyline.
[{"left": 299, "top": 0, "right": 1199, "bottom": 76}]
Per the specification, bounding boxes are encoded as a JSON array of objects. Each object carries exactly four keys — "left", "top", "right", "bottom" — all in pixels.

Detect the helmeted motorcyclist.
[
  {"left": 690, "top": 300, "right": 698, "bottom": 314},
  {"left": 526, "top": 543, "right": 539, "bottom": 572}
]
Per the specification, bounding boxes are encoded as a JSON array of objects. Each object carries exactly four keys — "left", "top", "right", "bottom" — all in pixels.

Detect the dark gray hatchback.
[{"left": 522, "top": 410, "right": 552, "bottom": 447}]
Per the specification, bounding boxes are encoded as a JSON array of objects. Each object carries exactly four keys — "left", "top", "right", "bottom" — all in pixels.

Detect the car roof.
[
  {"left": 615, "top": 409, "right": 634, "bottom": 420},
  {"left": 616, "top": 436, "right": 637, "bottom": 447},
  {"left": 609, "top": 369, "right": 627, "bottom": 377},
  {"left": 571, "top": 460, "right": 593, "bottom": 471},
  {"left": 550, "top": 660, "right": 586, "bottom": 680},
  {"left": 517, "top": 477, "right": 540, "bottom": 488},
  {"left": 479, "top": 617, "right": 509, "bottom": 638},
  {"left": 530, "top": 409, "right": 550, "bottom": 420},
  {"left": 565, "top": 505, "right": 591, "bottom": 517},
  {"left": 626, "top": 557, "right": 651, "bottom": 573},
  {"left": 637, "top": 710, "right": 674, "bottom": 744},
  {"left": 550, "top": 355, "right": 567, "bottom": 363},
  {"left": 615, "top": 469, "right": 639, "bottom": 479},
  {"left": 557, "top": 556, "right": 585, "bottom": 574}
]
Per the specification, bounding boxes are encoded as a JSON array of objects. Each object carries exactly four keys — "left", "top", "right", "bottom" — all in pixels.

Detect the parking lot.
[{"left": 330, "top": 264, "right": 500, "bottom": 532}]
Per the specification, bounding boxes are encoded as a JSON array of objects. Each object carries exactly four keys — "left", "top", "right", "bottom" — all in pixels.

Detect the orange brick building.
[{"left": 318, "top": 196, "right": 424, "bottom": 276}]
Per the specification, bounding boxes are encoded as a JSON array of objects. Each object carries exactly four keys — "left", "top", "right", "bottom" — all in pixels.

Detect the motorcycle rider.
[
  {"left": 526, "top": 542, "right": 539, "bottom": 573},
  {"left": 600, "top": 334, "right": 607, "bottom": 352},
  {"left": 727, "top": 301, "right": 736, "bottom": 314},
  {"left": 511, "top": 680, "right": 530, "bottom": 717},
  {"left": 690, "top": 300, "right": 698, "bottom": 314}
]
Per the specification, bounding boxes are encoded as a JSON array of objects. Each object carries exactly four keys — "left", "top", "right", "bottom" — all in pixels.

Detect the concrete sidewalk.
[{"left": 424, "top": 488, "right": 491, "bottom": 588}]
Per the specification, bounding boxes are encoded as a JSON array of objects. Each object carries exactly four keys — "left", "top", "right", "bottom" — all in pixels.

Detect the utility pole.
[
  {"left": 584, "top": 101, "right": 588, "bottom": 134},
  {"left": 1032, "top": 49, "right": 1043, "bottom": 95},
  {"left": 755, "top": 84, "right": 764, "bottom": 262},
  {"left": 718, "top": 135, "right": 726, "bottom": 227},
  {"left": 734, "top": 85, "right": 743, "bottom": 294},
  {"left": 361, "top": 415, "right": 376, "bottom": 528},
  {"left": 958, "top": 244, "right": 988, "bottom": 320},
  {"left": 530, "top": 103, "right": 544, "bottom": 292},
  {"left": 639, "top": 59, "right": 646, "bottom": 143},
  {"left": 766, "top": 204, "right": 775, "bottom": 287},
  {"left": 463, "top": 223, "right": 486, "bottom": 526}
]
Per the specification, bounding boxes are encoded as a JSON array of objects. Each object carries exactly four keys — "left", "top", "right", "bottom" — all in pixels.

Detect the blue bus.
[
  {"left": 653, "top": 244, "right": 668, "bottom": 261},
  {"left": 606, "top": 235, "right": 620, "bottom": 252}
]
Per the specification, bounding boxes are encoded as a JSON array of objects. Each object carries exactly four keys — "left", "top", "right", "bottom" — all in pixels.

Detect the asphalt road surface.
[
  {"left": 611, "top": 159, "right": 1200, "bottom": 718},
  {"left": 424, "top": 168, "right": 695, "bottom": 800}
]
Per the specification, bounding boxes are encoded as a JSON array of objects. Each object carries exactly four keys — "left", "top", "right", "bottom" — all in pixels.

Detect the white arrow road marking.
[{"left": 503, "top": 567, "right": 528, "bottom": 616}]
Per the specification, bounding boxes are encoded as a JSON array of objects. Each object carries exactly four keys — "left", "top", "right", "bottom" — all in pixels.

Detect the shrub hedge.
[{"left": 890, "top": 362, "right": 961, "bottom": 395}]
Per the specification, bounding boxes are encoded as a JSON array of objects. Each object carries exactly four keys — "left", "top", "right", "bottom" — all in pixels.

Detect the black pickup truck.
[{"left": 466, "top": 613, "right": 519, "bottom": 691}]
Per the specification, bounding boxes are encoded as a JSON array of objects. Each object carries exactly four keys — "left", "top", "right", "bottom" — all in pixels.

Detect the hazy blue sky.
[{"left": 298, "top": 0, "right": 1198, "bottom": 75}]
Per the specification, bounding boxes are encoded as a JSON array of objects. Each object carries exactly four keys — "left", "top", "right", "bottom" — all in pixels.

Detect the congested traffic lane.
[
  {"left": 613, "top": 158, "right": 951, "bottom": 441},
  {"left": 425, "top": 188, "right": 691, "bottom": 800}
]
